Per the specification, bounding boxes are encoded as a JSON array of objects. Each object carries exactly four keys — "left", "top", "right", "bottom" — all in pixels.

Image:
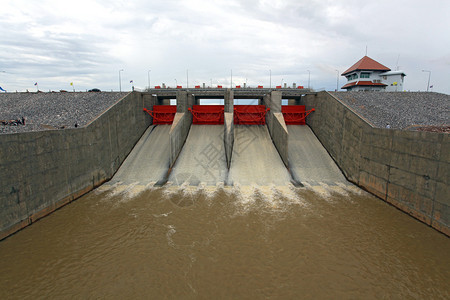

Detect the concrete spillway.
[
  {"left": 109, "top": 125, "right": 171, "bottom": 185},
  {"left": 288, "top": 125, "right": 347, "bottom": 185},
  {"left": 227, "top": 125, "right": 292, "bottom": 186},
  {"left": 169, "top": 125, "right": 228, "bottom": 185},
  {"left": 109, "top": 124, "right": 347, "bottom": 188}
]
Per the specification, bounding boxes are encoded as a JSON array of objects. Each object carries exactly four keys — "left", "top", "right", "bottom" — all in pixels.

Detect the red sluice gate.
[
  {"left": 281, "top": 105, "right": 315, "bottom": 125},
  {"left": 234, "top": 105, "right": 269, "bottom": 125},
  {"left": 189, "top": 105, "right": 224, "bottom": 125},
  {"left": 143, "top": 105, "right": 177, "bottom": 124}
]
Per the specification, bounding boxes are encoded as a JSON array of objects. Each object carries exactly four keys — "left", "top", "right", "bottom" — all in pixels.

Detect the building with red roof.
[{"left": 341, "top": 56, "right": 406, "bottom": 91}]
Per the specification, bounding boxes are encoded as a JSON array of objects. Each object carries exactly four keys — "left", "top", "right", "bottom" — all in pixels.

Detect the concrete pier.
[
  {"left": 263, "top": 91, "right": 289, "bottom": 167},
  {"left": 224, "top": 112, "right": 234, "bottom": 169}
]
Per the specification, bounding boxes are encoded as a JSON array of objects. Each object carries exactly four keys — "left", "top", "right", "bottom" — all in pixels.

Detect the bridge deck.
[{"left": 147, "top": 88, "right": 313, "bottom": 99}]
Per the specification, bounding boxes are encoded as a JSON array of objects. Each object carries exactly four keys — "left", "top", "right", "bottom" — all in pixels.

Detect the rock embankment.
[
  {"left": 0, "top": 92, "right": 129, "bottom": 134},
  {"left": 331, "top": 91, "right": 449, "bottom": 130}
]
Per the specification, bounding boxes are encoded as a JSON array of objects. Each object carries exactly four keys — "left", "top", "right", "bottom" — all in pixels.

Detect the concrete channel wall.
[
  {"left": 169, "top": 91, "right": 194, "bottom": 168},
  {"left": 169, "top": 112, "right": 192, "bottom": 168},
  {"left": 264, "top": 91, "right": 289, "bottom": 167},
  {"left": 0, "top": 92, "right": 151, "bottom": 240},
  {"left": 303, "top": 91, "right": 449, "bottom": 236},
  {"left": 267, "top": 113, "right": 289, "bottom": 167},
  {"left": 224, "top": 112, "right": 234, "bottom": 168}
]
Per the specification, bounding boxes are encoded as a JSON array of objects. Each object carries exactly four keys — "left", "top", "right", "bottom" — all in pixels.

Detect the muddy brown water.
[{"left": 0, "top": 184, "right": 449, "bottom": 299}]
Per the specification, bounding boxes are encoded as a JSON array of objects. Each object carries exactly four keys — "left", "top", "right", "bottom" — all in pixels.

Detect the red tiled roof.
[
  {"left": 342, "top": 56, "right": 391, "bottom": 76},
  {"left": 341, "top": 81, "right": 387, "bottom": 89}
]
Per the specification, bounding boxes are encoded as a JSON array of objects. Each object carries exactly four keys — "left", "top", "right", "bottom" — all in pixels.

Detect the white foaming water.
[
  {"left": 153, "top": 211, "right": 173, "bottom": 218},
  {"left": 223, "top": 183, "right": 309, "bottom": 216},
  {"left": 96, "top": 181, "right": 361, "bottom": 214},
  {"left": 165, "top": 224, "right": 177, "bottom": 248},
  {"left": 303, "top": 183, "right": 333, "bottom": 199}
]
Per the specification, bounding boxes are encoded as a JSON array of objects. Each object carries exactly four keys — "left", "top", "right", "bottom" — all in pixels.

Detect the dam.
[{"left": 0, "top": 89, "right": 449, "bottom": 298}]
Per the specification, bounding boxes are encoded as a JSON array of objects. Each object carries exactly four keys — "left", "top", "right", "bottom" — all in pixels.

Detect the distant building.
[{"left": 341, "top": 56, "right": 406, "bottom": 91}]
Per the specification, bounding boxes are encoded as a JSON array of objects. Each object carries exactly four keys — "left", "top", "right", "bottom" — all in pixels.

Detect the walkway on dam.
[
  {"left": 288, "top": 126, "right": 347, "bottom": 186},
  {"left": 108, "top": 125, "right": 171, "bottom": 186}
]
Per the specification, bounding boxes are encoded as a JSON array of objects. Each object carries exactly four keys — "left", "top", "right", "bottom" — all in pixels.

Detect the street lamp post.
[
  {"left": 307, "top": 70, "right": 311, "bottom": 89},
  {"left": 269, "top": 69, "right": 271, "bottom": 88},
  {"left": 335, "top": 70, "right": 339, "bottom": 91},
  {"left": 119, "top": 69, "right": 124, "bottom": 92},
  {"left": 422, "top": 70, "right": 431, "bottom": 92},
  {"left": 230, "top": 69, "right": 233, "bottom": 88},
  {"left": 148, "top": 70, "right": 151, "bottom": 89}
]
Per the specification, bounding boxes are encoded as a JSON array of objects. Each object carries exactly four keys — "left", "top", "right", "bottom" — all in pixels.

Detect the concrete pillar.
[
  {"left": 264, "top": 90, "right": 288, "bottom": 167},
  {"left": 142, "top": 93, "right": 157, "bottom": 110},
  {"left": 187, "top": 93, "right": 195, "bottom": 109},
  {"left": 288, "top": 99, "right": 301, "bottom": 105},
  {"left": 142, "top": 93, "right": 158, "bottom": 124},
  {"left": 169, "top": 93, "right": 194, "bottom": 168},
  {"left": 161, "top": 99, "right": 170, "bottom": 105},
  {"left": 225, "top": 88, "right": 234, "bottom": 113},
  {"left": 176, "top": 91, "right": 188, "bottom": 112},
  {"left": 224, "top": 112, "right": 234, "bottom": 169},
  {"left": 266, "top": 90, "right": 282, "bottom": 112}
]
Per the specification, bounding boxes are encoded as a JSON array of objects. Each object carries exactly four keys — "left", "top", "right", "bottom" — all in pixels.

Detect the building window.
[
  {"left": 347, "top": 74, "right": 358, "bottom": 81},
  {"left": 361, "top": 72, "right": 370, "bottom": 78},
  {"left": 383, "top": 76, "right": 387, "bottom": 80}
]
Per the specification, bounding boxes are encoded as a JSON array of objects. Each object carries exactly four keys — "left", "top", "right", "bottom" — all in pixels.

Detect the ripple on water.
[{"left": 0, "top": 181, "right": 449, "bottom": 299}]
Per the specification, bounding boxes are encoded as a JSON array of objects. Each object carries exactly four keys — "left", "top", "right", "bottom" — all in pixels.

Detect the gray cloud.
[{"left": 0, "top": 0, "right": 448, "bottom": 93}]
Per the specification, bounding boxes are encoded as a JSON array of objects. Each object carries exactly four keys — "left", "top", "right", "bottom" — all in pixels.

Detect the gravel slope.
[
  {"left": 330, "top": 91, "right": 449, "bottom": 130},
  {"left": 0, "top": 92, "right": 129, "bottom": 134}
]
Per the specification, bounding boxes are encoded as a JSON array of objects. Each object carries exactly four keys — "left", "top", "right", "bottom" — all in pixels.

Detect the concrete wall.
[
  {"left": 142, "top": 93, "right": 158, "bottom": 123},
  {"left": 225, "top": 89, "right": 234, "bottom": 113},
  {"left": 224, "top": 112, "right": 234, "bottom": 168},
  {"left": 0, "top": 92, "right": 151, "bottom": 240},
  {"left": 169, "top": 112, "right": 192, "bottom": 168},
  {"left": 168, "top": 91, "right": 193, "bottom": 168},
  {"left": 176, "top": 91, "right": 188, "bottom": 113},
  {"left": 303, "top": 91, "right": 449, "bottom": 236},
  {"left": 264, "top": 91, "right": 289, "bottom": 166},
  {"left": 268, "top": 113, "right": 289, "bottom": 167}
]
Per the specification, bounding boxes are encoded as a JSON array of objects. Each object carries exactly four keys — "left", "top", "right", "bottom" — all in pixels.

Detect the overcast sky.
[{"left": 0, "top": 0, "right": 449, "bottom": 93}]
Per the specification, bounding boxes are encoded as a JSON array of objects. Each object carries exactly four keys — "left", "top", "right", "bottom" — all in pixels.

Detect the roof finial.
[{"left": 365, "top": 45, "right": 368, "bottom": 56}]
